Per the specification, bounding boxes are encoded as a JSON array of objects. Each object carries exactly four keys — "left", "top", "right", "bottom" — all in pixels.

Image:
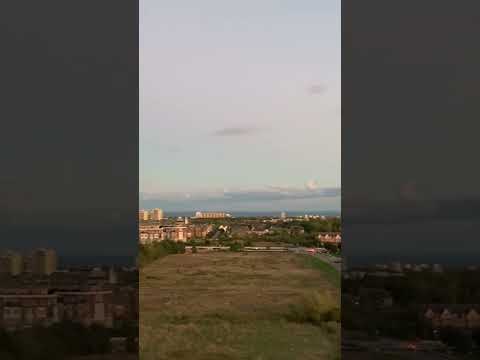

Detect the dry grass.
[
  {"left": 69, "top": 356, "right": 138, "bottom": 360},
  {"left": 140, "top": 252, "right": 339, "bottom": 360}
]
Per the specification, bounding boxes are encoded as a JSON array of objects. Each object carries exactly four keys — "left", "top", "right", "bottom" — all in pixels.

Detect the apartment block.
[{"left": 0, "top": 251, "right": 23, "bottom": 276}]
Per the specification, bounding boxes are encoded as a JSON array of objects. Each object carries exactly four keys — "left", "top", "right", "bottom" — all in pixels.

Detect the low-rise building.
[
  {"left": 194, "top": 211, "right": 230, "bottom": 219},
  {"left": 318, "top": 232, "right": 342, "bottom": 245},
  {"left": 424, "top": 304, "right": 480, "bottom": 329},
  {"left": 0, "top": 287, "right": 113, "bottom": 331},
  {"left": 139, "top": 224, "right": 214, "bottom": 244}
]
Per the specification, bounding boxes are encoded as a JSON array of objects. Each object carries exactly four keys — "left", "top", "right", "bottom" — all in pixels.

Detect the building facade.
[
  {"left": 139, "top": 210, "right": 149, "bottom": 221},
  {"left": 0, "top": 288, "right": 114, "bottom": 331},
  {"left": 150, "top": 208, "right": 164, "bottom": 221},
  {"left": 139, "top": 224, "right": 214, "bottom": 244},
  {"left": 424, "top": 305, "right": 480, "bottom": 329},
  {"left": 318, "top": 232, "right": 342, "bottom": 245},
  {"left": 194, "top": 211, "right": 230, "bottom": 219},
  {"left": 1, "top": 249, "right": 57, "bottom": 276},
  {"left": 0, "top": 251, "right": 23, "bottom": 276}
]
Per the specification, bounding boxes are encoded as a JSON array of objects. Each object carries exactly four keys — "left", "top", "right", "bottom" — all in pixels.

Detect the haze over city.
[{"left": 140, "top": 0, "right": 340, "bottom": 212}]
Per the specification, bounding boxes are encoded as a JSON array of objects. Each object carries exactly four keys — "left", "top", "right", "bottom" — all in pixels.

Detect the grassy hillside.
[{"left": 140, "top": 252, "right": 339, "bottom": 360}]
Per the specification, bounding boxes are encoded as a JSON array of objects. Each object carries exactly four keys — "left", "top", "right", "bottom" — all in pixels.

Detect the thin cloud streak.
[
  {"left": 141, "top": 186, "right": 340, "bottom": 204},
  {"left": 212, "top": 127, "right": 259, "bottom": 137},
  {"left": 308, "top": 84, "right": 327, "bottom": 95}
]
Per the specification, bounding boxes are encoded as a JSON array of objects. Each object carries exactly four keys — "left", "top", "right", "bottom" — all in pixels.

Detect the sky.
[
  {"left": 140, "top": 0, "right": 340, "bottom": 212},
  {"left": 0, "top": 1, "right": 138, "bottom": 257}
]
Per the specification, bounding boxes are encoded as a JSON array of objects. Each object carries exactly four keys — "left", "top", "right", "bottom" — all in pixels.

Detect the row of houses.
[
  {"left": 222, "top": 225, "right": 341, "bottom": 242},
  {"left": 1, "top": 288, "right": 113, "bottom": 331},
  {"left": 139, "top": 224, "right": 214, "bottom": 244},
  {"left": 424, "top": 305, "right": 480, "bottom": 329},
  {"left": 318, "top": 232, "right": 342, "bottom": 244}
]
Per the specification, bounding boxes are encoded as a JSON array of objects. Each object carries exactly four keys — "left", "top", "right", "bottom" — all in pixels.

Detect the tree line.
[{"left": 0, "top": 321, "right": 137, "bottom": 360}]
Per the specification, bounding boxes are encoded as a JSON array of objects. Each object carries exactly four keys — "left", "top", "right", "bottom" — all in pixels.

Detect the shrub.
[
  {"left": 138, "top": 241, "right": 185, "bottom": 267},
  {"left": 287, "top": 291, "right": 340, "bottom": 326},
  {"left": 229, "top": 242, "right": 242, "bottom": 252}
]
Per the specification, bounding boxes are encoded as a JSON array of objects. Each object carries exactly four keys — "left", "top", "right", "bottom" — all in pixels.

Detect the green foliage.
[
  {"left": 287, "top": 291, "right": 340, "bottom": 326},
  {"left": 323, "top": 243, "right": 339, "bottom": 254},
  {"left": 229, "top": 242, "right": 243, "bottom": 252},
  {"left": 0, "top": 322, "right": 115, "bottom": 360},
  {"left": 138, "top": 240, "right": 185, "bottom": 268},
  {"left": 299, "top": 218, "right": 341, "bottom": 234}
]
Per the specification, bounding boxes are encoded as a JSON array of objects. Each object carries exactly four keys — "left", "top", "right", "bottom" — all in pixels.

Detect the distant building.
[
  {"left": 318, "top": 232, "right": 341, "bottom": 245},
  {"left": 424, "top": 305, "right": 480, "bottom": 329},
  {"left": 30, "top": 249, "right": 57, "bottom": 276},
  {"left": 0, "top": 252, "right": 138, "bottom": 332},
  {"left": 150, "top": 208, "right": 164, "bottom": 221},
  {"left": 389, "top": 262, "right": 403, "bottom": 273},
  {"left": 280, "top": 212, "right": 287, "bottom": 220},
  {"left": 138, "top": 210, "right": 149, "bottom": 221},
  {"left": 0, "top": 251, "right": 23, "bottom": 276},
  {"left": 139, "top": 224, "right": 213, "bottom": 244},
  {"left": 0, "top": 287, "right": 114, "bottom": 331},
  {"left": 194, "top": 211, "right": 230, "bottom": 219},
  {"left": 162, "top": 226, "right": 188, "bottom": 242},
  {"left": 108, "top": 267, "right": 118, "bottom": 285}
]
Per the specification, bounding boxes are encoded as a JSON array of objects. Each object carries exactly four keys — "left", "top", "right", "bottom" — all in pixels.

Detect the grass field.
[
  {"left": 140, "top": 252, "right": 340, "bottom": 360},
  {"left": 69, "top": 356, "right": 138, "bottom": 360}
]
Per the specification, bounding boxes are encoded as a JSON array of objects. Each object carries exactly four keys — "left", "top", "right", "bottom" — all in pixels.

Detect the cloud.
[
  {"left": 223, "top": 187, "right": 340, "bottom": 202},
  {"left": 212, "top": 127, "right": 258, "bottom": 137},
  {"left": 141, "top": 184, "right": 340, "bottom": 205},
  {"left": 344, "top": 196, "right": 480, "bottom": 225},
  {"left": 308, "top": 84, "right": 327, "bottom": 95}
]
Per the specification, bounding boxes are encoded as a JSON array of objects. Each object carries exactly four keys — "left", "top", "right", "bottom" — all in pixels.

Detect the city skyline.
[{"left": 140, "top": 0, "right": 340, "bottom": 212}]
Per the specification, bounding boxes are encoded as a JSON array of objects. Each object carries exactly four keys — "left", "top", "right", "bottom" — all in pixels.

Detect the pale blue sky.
[{"left": 140, "top": 0, "right": 340, "bottom": 211}]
